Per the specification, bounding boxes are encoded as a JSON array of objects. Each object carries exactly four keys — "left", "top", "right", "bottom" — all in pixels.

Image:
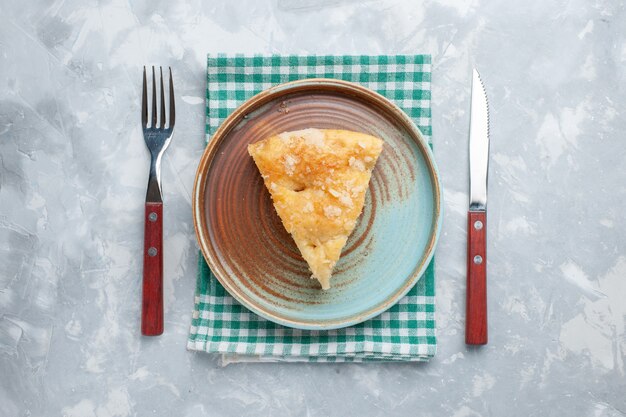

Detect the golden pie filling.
[{"left": 248, "top": 128, "right": 383, "bottom": 289}]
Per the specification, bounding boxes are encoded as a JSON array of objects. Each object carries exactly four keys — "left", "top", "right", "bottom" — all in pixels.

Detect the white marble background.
[{"left": 1, "top": 0, "right": 625, "bottom": 416}]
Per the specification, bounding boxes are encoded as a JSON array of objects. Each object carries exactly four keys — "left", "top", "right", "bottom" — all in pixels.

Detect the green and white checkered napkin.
[{"left": 188, "top": 54, "right": 435, "bottom": 363}]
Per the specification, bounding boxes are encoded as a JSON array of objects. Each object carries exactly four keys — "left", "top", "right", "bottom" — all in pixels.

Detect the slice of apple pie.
[{"left": 248, "top": 128, "right": 383, "bottom": 290}]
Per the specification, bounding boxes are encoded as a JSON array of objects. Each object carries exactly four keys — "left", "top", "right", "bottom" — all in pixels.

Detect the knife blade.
[{"left": 466, "top": 68, "right": 490, "bottom": 345}]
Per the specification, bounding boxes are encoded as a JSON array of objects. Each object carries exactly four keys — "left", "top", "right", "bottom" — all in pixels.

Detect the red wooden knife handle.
[
  {"left": 466, "top": 210, "right": 487, "bottom": 345},
  {"left": 142, "top": 202, "right": 163, "bottom": 336}
]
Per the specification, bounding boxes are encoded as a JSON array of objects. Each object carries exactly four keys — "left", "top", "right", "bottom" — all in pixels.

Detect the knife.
[{"left": 466, "top": 68, "right": 490, "bottom": 345}]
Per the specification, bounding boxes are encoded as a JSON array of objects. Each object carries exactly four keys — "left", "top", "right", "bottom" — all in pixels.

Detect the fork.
[{"left": 141, "top": 66, "right": 175, "bottom": 336}]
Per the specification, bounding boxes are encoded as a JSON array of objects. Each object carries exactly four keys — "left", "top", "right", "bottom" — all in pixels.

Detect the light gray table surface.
[{"left": 1, "top": 0, "right": 625, "bottom": 416}]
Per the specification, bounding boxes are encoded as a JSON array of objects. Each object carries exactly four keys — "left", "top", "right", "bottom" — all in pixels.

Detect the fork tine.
[
  {"left": 141, "top": 66, "right": 147, "bottom": 128},
  {"left": 159, "top": 67, "right": 166, "bottom": 129},
  {"left": 169, "top": 67, "right": 175, "bottom": 129},
  {"left": 151, "top": 66, "right": 157, "bottom": 128}
]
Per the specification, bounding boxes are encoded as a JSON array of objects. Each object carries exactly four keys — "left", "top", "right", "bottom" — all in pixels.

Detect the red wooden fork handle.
[
  {"left": 466, "top": 210, "right": 487, "bottom": 345},
  {"left": 142, "top": 202, "right": 164, "bottom": 336}
]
